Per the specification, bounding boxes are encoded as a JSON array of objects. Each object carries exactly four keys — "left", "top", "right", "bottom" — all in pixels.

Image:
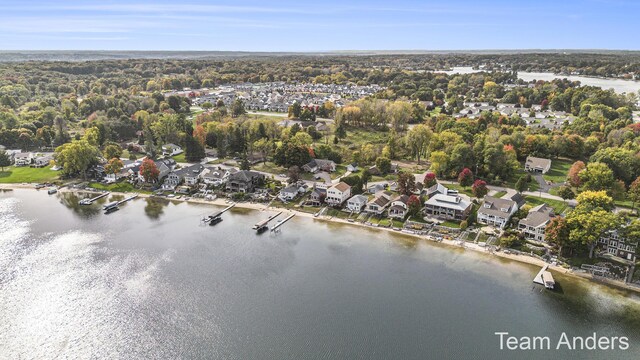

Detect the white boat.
[
  {"left": 541, "top": 271, "right": 555, "bottom": 290},
  {"left": 47, "top": 187, "right": 58, "bottom": 195}
]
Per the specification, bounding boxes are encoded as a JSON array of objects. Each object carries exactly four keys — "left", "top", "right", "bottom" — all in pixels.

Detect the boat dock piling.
[
  {"left": 205, "top": 203, "right": 236, "bottom": 224},
  {"left": 533, "top": 264, "right": 555, "bottom": 289},
  {"left": 103, "top": 194, "right": 139, "bottom": 212},
  {"left": 271, "top": 213, "right": 295, "bottom": 232},
  {"left": 253, "top": 211, "right": 283, "bottom": 231},
  {"left": 80, "top": 192, "right": 109, "bottom": 205}
]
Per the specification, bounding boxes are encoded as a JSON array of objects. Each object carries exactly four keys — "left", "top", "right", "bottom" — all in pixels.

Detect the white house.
[
  {"left": 200, "top": 166, "right": 231, "bottom": 186},
  {"left": 326, "top": 181, "right": 351, "bottom": 206},
  {"left": 477, "top": 195, "right": 519, "bottom": 228},
  {"left": 161, "top": 143, "right": 183, "bottom": 156},
  {"left": 13, "top": 152, "right": 33, "bottom": 166},
  {"left": 346, "top": 194, "right": 368, "bottom": 213},
  {"left": 423, "top": 193, "right": 472, "bottom": 221},
  {"left": 366, "top": 191, "right": 393, "bottom": 215},
  {"left": 279, "top": 184, "right": 301, "bottom": 201},
  {"left": 388, "top": 194, "right": 410, "bottom": 219}
]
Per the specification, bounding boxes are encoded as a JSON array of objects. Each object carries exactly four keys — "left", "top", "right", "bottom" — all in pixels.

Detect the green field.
[
  {"left": 0, "top": 166, "right": 60, "bottom": 183},
  {"left": 542, "top": 158, "right": 572, "bottom": 184},
  {"left": 445, "top": 183, "right": 475, "bottom": 197},
  {"left": 88, "top": 182, "right": 147, "bottom": 193},
  {"left": 524, "top": 195, "right": 568, "bottom": 214},
  {"left": 171, "top": 153, "right": 187, "bottom": 163}
]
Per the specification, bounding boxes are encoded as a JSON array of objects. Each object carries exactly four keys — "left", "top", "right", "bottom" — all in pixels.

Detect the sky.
[{"left": 0, "top": 0, "right": 638, "bottom": 51}]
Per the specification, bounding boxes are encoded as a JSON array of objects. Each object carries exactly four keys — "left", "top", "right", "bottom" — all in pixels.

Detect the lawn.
[
  {"left": 542, "top": 158, "right": 572, "bottom": 184},
  {"left": 445, "top": 183, "right": 475, "bottom": 197},
  {"left": 524, "top": 195, "right": 568, "bottom": 214},
  {"left": 441, "top": 220, "right": 461, "bottom": 228},
  {"left": 171, "top": 153, "right": 187, "bottom": 163},
  {"left": 503, "top": 170, "right": 540, "bottom": 192},
  {"left": 0, "top": 166, "right": 60, "bottom": 183},
  {"left": 493, "top": 190, "right": 507, "bottom": 198}
]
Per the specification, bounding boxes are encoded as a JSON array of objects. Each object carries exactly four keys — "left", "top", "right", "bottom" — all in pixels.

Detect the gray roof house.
[
  {"left": 162, "top": 164, "right": 205, "bottom": 190},
  {"left": 346, "top": 194, "right": 369, "bottom": 213},
  {"left": 524, "top": 156, "right": 552, "bottom": 174},
  {"left": 279, "top": 184, "right": 302, "bottom": 201},
  {"left": 302, "top": 159, "right": 336, "bottom": 173},
  {"left": 365, "top": 191, "right": 393, "bottom": 215},
  {"left": 424, "top": 193, "right": 472, "bottom": 221},
  {"left": 518, "top": 203, "right": 555, "bottom": 242},
  {"left": 226, "top": 170, "right": 265, "bottom": 193},
  {"left": 477, "top": 195, "right": 519, "bottom": 229}
]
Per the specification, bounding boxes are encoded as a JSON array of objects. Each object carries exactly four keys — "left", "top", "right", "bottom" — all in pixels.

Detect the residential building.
[
  {"left": 32, "top": 153, "right": 54, "bottom": 168},
  {"left": 423, "top": 193, "right": 472, "bottom": 221},
  {"left": 518, "top": 204, "right": 555, "bottom": 242},
  {"left": 477, "top": 195, "right": 519, "bottom": 228},
  {"left": 13, "top": 152, "right": 33, "bottom": 166},
  {"left": 366, "top": 191, "right": 393, "bottom": 215},
  {"left": 388, "top": 194, "right": 410, "bottom": 219},
  {"left": 326, "top": 182, "right": 351, "bottom": 206},
  {"left": 346, "top": 194, "right": 368, "bottom": 213},
  {"left": 226, "top": 170, "right": 265, "bottom": 193},
  {"left": 524, "top": 156, "right": 552, "bottom": 174},
  {"left": 599, "top": 230, "right": 638, "bottom": 262},
  {"left": 162, "top": 164, "right": 205, "bottom": 190},
  {"left": 307, "top": 187, "right": 327, "bottom": 206},
  {"left": 200, "top": 166, "right": 231, "bottom": 186},
  {"left": 302, "top": 158, "right": 336, "bottom": 173},
  {"left": 279, "top": 184, "right": 301, "bottom": 201},
  {"left": 161, "top": 143, "right": 183, "bottom": 156}
]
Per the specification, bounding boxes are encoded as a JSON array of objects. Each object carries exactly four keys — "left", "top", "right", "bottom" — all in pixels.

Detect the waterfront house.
[
  {"left": 388, "top": 194, "right": 410, "bottom": 219},
  {"left": 161, "top": 143, "right": 183, "bottom": 156},
  {"left": 518, "top": 204, "right": 555, "bottom": 242},
  {"left": 346, "top": 194, "right": 368, "bottom": 213},
  {"left": 279, "top": 184, "right": 301, "bottom": 201},
  {"left": 423, "top": 193, "right": 472, "bottom": 221},
  {"left": 32, "top": 153, "right": 54, "bottom": 168},
  {"left": 524, "top": 156, "right": 552, "bottom": 174},
  {"left": 226, "top": 170, "right": 265, "bottom": 193},
  {"left": 307, "top": 187, "right": 327, "bottom": 206},
  {"left": 200, "top": 166, "right": 231, "bottom": 186},
  {"left": 13, "top": 152, "right": 33, "bottom": 166},
  {"left": 302, "top": 158, "right": 336, "bottom": 173},
  {"left": 365, "top": 191, "right": 393, "bottom": 215},
  {"left": 477, "top": 195, "right": 519, "bottom": 228},
  {"left": 326, "top": 182, "right": 351, "bottom": 206},
  {"left": 598, "top": 229, "right": 638, "bottom": 262},
  {"left": 162, "top": 164, "right": 205, "bottom": 190}
]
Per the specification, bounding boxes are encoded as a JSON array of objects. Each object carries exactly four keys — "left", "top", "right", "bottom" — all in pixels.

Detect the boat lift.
[
  {"left": 253, "top": 211, "right": 283, "bottom": 232},
  {"left": 103, "top": 194, "right": 138, "bottom": 213},
  {"left": 270, "top": 213, "right": 295, "bottom": 233},
  {"left": 79, "top": 192, "right": 109, "bottom": 205},
  {"left": 203, "top": 203, "right": 236, "bottom": 225}
]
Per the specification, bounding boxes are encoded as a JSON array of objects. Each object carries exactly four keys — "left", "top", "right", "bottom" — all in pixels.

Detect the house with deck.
[
  {"left": 365, "top": 191, "right": 393, "bottom": 215},
  {"left": 477, "top": 195, "right": 519, "bottom": 228},
  {"left": 388, "top": 195, "right": 410, "bottom": 219},
  {"left": 226, "top": 170, "right": 265, "bottom": 193},
  {"left": 524, "top": 156, "right": 552, "bottom": 174},
  {"left": 518, "top": 204, "right": 555, "bottom": 242},
  {"left": 302, "top": 158, "right": 336, "bottom": 173},
  {"left": 423, "top": 193, "right": 472, "bottom": 221},
  {"left": 346, "top": 194, "right": 368, "bottom": 213},
  {"left": 598, "top": 230, "right": 638, "bottom": 262},
  {"left": 326, "top": 182, "right": 351, "bottom": 206}
]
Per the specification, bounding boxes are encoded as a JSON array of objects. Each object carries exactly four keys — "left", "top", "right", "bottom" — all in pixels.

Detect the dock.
[
  {"left": 270, "top": 213, "right": 295, "bottom": 232},
  {"left": 103, "top": 194, "right": 139, "bottom": 212},
  {"left": 204, "top": 203, "right": 235, "bottom": 225},
  {"left": 533, "top": 264, "right": 555, "bottom": 289},
  {"left": 79, "top": 192, "right": 109, "bottom": 205},
  {"left": 253, "top": 211, "right": 283, "bottom": 231}
]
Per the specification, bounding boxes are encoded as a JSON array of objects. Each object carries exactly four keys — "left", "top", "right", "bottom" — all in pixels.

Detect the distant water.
[
  {"left": 1, "top": 189, "right": 639, "bottom": 359},
  {"left": 440, "top": 67, "right": 640, "bottom": 95}
]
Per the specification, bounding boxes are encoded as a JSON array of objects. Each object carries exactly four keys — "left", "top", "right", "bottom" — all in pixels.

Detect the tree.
[
  {"left": 515, "top": 175, "right": 528, "bottom": 193},
  {"left": 397, "top": 171, "right": 416, "bottom": 195},
  {"left": 103, "top": 144, "right": 123, "bottom": 160},
  {"left": 429, "top": 151, "right": 449, "bottom": 177},
  {"left": 139, "top": 158, "right": 160, "bottom": 183},
  {"left": 404, "top": 124, "right": 432, "bottom": 163},
  {"left": 104, "top": 158, "right": 124, "bottom": 179},
  {"left": 545, "top": 216, "right": 571, "bottom": 255},
  {"left": 458, "top": 168, "right": 474, "bottom": 187},
  {"left": 231, "top": 99, "right": 246, "bottom": 117},
  {"left": 375, "top": 156, "right": 391, "bottom": 174},
  {"left": 557, "top": 186, "right": 575, "bottom": 202},
  {"left": 575, "top": 190, "right": 614, "bottom": 212},
  {"left": 407, "top": 195, "right": 422, "bottom": 216},
  {"left": 287, "top": 165, "right": 300, "bottom": 184},
  {"left": 0, "top": 150, "right": 10, "bottom": 172},
  {"left": 54, "top": 139, "right": 100, "bottom": 179},
  {"left": 578, "top": 162, "right": 614, "bottom": 193},
  {"left": 567, "top": 160, "right": 586, "bottom": 187},
  {"left": 423, "top": 172, "right": 437, "bottom": 188},
  {"left": 472, "top": 179, "right": 488, "bottom": 198},
  {"left": 567, "top": 209, "right": 620, "bottom": 258},
  {"left": 185, "top": 134, "right": 205, "bottom": 162},
  {"left": 628, "top": 176, "right": 640, "bottom": 211}
]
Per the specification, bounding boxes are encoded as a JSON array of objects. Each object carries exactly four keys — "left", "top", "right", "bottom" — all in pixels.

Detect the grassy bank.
[{"left": 0, "top": 166, "right": 60, "bottom": 183}]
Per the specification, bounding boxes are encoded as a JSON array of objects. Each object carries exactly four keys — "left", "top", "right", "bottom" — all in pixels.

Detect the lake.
[
  {"left": 1, "top": 189, "right": 639, "bottom": 359},
  {"left": 441, "top": 67, "right": 640, "bottom": 95}
]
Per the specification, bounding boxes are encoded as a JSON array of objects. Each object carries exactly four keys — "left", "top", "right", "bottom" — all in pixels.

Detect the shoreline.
[{"left": 3, "top": 183, "right": 640, "bottom": 295}]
